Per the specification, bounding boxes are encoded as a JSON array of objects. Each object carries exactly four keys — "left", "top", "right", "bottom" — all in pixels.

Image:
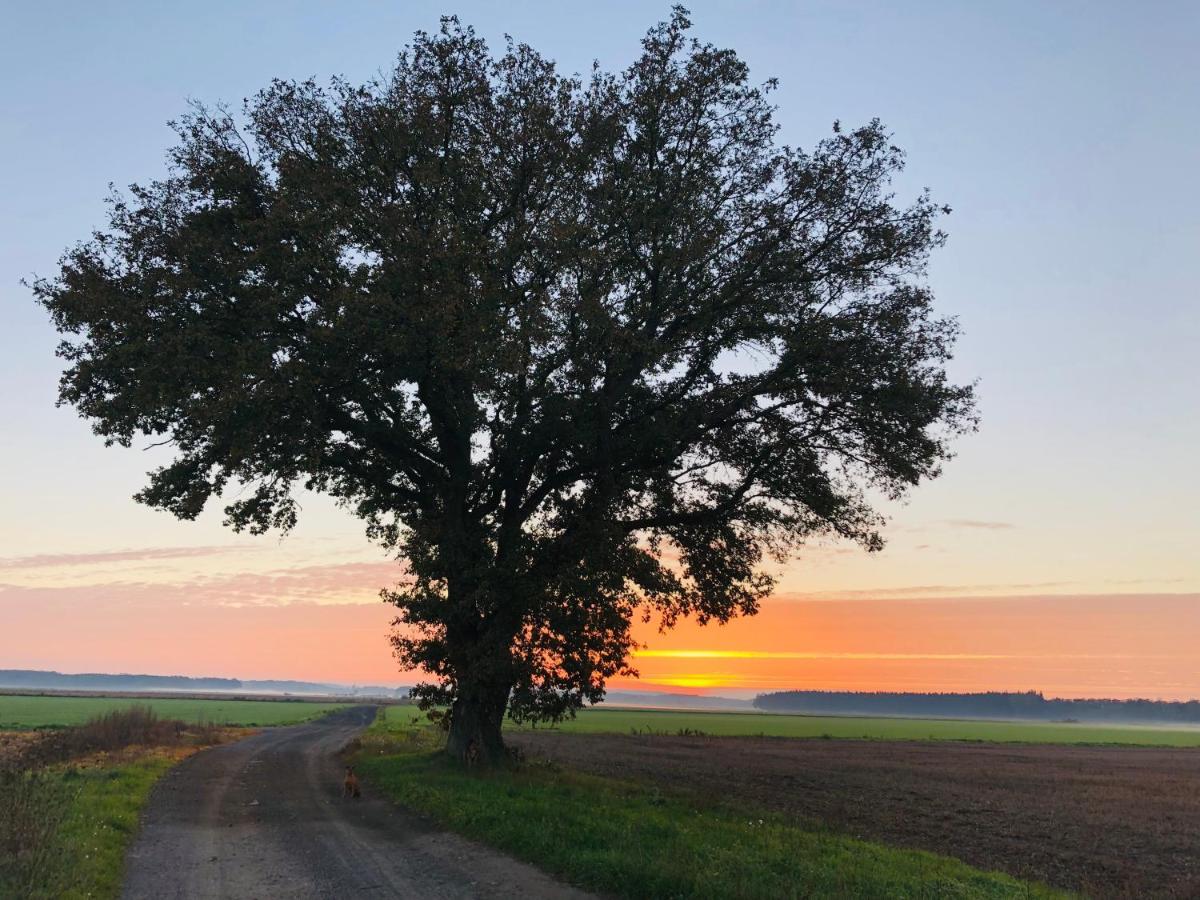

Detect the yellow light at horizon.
[
  {"left": 650, "top": 675, "right": 731, "bottom": 689},
  {"left": 634, "top": 649, "right": 1020, "bottom": 661}
]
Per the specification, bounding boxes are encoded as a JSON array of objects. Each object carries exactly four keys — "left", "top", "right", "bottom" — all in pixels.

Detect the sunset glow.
[
  {"left": 1, "top": 2, "right": 1197, "bottom": 708},
  {"left": 634, "top": 650, "right": 1022, "bottom": 661},
  {"left": 1, "top": 535, "right": 1196, "bottom": 698},
  {"left": 3, "top": 6, "right": 1200, "bottom": 899}
]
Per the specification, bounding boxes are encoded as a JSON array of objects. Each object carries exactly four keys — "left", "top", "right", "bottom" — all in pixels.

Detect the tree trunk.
[{"left": 445, "top": 683, "right": 509, "bottom": 765}]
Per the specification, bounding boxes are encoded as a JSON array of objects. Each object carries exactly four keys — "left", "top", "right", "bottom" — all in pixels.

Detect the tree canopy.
[{"left": 36, "top": 8, "right": 975, "bottom": 760}]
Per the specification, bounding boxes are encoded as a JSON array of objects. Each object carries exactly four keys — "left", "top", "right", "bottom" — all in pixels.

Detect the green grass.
[
  {"left": 3, "top": 754, "right": 178, "bottom": 900},
  {"left": 500, "top": 706, "right": 1200, "bottom": 747},
  {"left": 0, "top": 694, "right": 348, "bottom": 729},
  {"left": 358, "top": 709, "right": 1063, "bottom": 899},
  {"left": 53, "top": 755, "right": 176, "bottom": 899}
]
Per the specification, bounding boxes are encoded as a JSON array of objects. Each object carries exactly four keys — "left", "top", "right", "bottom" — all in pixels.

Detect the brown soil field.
[
  {"left": 510, "top": 731, "right": 1200, "bottom": 898},
  {"left": 0, "top": 730, "right": 44, "bottom": 767}
]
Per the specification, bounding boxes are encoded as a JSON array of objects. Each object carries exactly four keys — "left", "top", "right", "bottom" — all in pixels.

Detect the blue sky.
[{"left": 0, "top": 2, "right": 1196, "bottom": 687}]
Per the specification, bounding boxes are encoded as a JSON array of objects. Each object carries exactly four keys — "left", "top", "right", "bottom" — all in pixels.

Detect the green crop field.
[
  {"left": 500, "top": 707, "right": 1200, "bottom": 747},
  {"left": 0, "top": 694, "right": 349, "bottom": 730}
]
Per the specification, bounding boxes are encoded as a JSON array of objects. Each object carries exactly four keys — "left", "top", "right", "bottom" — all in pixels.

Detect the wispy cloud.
[
  {"left": 636, "top": 649, "right": 1019, "bottom": 660},
  {"left": 776, "top": 581, "right": 1075, "bottom": 600},
  {"left": 944, "top": 519, "right": 1016, "bottom": 530},
  {"left": 0, "top": 560, "right": 406, "bottom": 607},
  {"left": 1104, "top": 577, "right": 1187, "bottom": 586},
  {"left": 185, "top": 561, "right": 408, "bottom": 606},
  {"left": 0, "top": 545, "right": 254, "bottom": 570},
  {"left": 634, "top": 649, "right": 1177, "bottom": 661}
]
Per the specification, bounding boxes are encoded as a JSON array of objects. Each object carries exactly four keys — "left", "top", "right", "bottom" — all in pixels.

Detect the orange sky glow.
[
  {"left": 2, "top": 0, "right": 1199, "bottom": 713},
  {"left": 1, "top": 539, "right": 1196, "bottom": 700}
]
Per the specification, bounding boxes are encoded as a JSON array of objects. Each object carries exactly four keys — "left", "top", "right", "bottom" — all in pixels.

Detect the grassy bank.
[
  {"left": 55, "top": 754, "right": 177, "bottom": 899},
  {"left": 507, "top": 707, "right": 1200, "bottom": 747},
  {"left": 1, "top": 750, "right": 182, "bottom": 899},
  {"left": 2, "top": 705, "right": 252, "bottom": 897},
  {"left": 0, "top": 693, "right": 348, "bottom": 729},
  {"left": 357, "top": 709, "right": 1061, "bottom": 899}
]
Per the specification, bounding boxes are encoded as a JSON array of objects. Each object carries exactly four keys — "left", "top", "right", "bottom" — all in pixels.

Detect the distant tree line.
[
  {"left": 753, "top": 690, "right": 1200, "bottom": 724},
  {"left": 0, "top": 670, "right": 241, "bottom": 692},
  {"left": 0, "top": 670, "right": 405, "bottom": 697}
]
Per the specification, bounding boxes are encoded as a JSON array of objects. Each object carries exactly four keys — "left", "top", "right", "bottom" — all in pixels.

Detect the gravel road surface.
[{"left": 122, "top": 706, "right": 590, "bottom": 899}]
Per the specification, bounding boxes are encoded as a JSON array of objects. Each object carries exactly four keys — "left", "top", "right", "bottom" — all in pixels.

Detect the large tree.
[{"left": 36, "top": 9, "right": 975, "bottom": 761}]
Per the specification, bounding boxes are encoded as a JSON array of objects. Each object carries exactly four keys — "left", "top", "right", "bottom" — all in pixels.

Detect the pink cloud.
[
  {"left": 0, "top": 545, "right": 255, "bottom": 570},
  {"left": 944, "top": 519, "right": 1017, "bottom": 530},
  {"left": 0, "top": 560, "right": 407, "bottom": 608}
]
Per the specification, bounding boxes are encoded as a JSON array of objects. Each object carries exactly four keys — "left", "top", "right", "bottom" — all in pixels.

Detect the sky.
[{"left": 1, "top": 1, "right": 1197, "bottom": 699}]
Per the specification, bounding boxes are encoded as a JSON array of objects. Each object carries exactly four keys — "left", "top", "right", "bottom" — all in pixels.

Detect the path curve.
[{"left": 121, "top": 706, "right": 590, "bottom": 899}]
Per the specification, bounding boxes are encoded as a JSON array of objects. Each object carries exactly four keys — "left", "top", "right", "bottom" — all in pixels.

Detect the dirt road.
[{"left": 122, "top": 707, "right": 590, "bottom": 899}]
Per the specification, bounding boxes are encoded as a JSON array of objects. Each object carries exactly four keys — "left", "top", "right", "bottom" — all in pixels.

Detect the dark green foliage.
[{"left": 34, "top": 9, "right": 974, "bottom": 758}]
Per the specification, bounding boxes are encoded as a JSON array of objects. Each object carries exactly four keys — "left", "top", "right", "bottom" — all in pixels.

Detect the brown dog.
[{"left": 342, "top": 766, "right": 361, "bottom": 798}]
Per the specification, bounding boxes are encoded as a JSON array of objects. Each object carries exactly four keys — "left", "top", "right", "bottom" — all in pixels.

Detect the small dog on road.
[{"left": 342, "top": 766, "right": 361, "bottom": 799}]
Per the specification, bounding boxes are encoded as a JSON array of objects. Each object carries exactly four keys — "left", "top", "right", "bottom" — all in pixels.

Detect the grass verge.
[
  {"left": 357, "top": 709, "right": 1063, "bottom": 899},
  {"left": 3, "top": 706, "right": 253, "bottom": 898},
  {"left": 53, "top": 752, "right": 179, "bottom": 899},
  {"left": 1, "top": 750, "right": 180, "bottom": 899}
]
